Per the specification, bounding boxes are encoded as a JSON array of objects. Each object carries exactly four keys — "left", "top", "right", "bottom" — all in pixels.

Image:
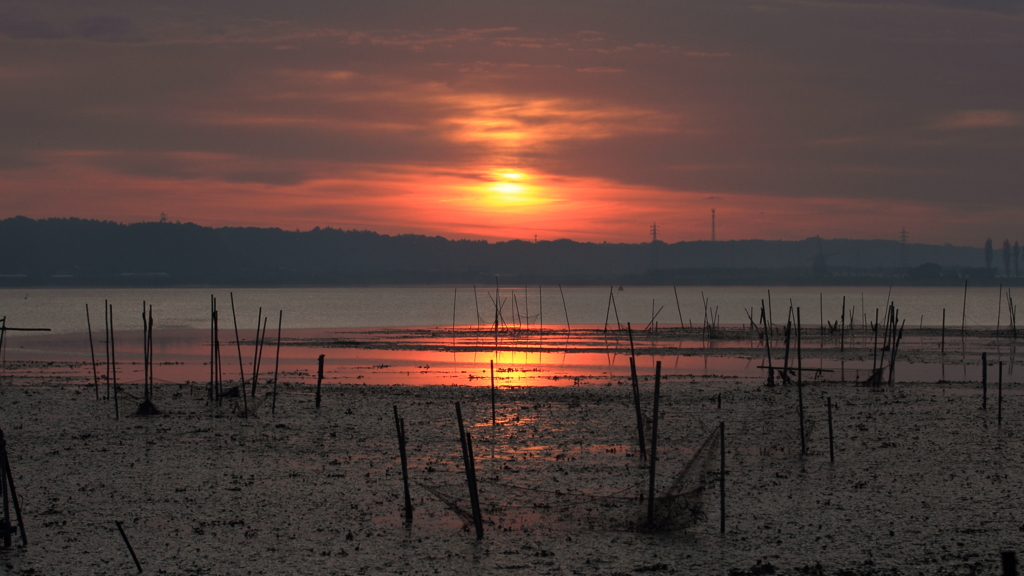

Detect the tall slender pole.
[
  {"left": 647, "top": 361, "right": 662, "bottom": 527},
  {"left": 673, "top": 286, "right": 684, "bottom": 329},
  {"left": 998, "top": 361, "right": 1004, "bottom": 426},
  {"left": 558, "top": 284, "right": 570, "bottom": 334},
  {"left": 393, "top": 405, "right": 413, "bottom": 521},
  {"left": 230, "top": 293, "right": 248, "bottom": 417},
  {"left": 797, "top": 308, "right": 805, "bottom": 455},
  {"left": 962, "top": 279, "right": 968, "bottom": 338},
  {"left": 86, "top": 304, "right": 99, "bottom": 400},
  {"left": 147, "top": 305, "right": 153, "bottom": 400},
  {"left": 272, "top": 311, "right": 282, "bottom": 415},
  {"left": 827, "top": 397, "right": 834, "bottom": 463},
  {"left": 110, "top": 304, "right": 118, "bottom": 420},
  {"left": 982, "top": 352, "right": 988, "bottom": 411},
  {"left": 250, "top": 308, "right": 262, "bottom": 397},
  {"left": 104, "top": 299, "right": 111, "bottom": 400},
  {"left": 490, "top": 359, "right": 496, "bottom": 426},
  {"left": 719, "top": 421, "right": 725, "bottom": 534},
  {"left": 941, "top": 308, "right": 946, "bottom": 356},
  {"left": 210, "top": 295, "right": 215, "bottom": 402},
  {"left": 252, "top": 317, "right": 268, "bottom": 398},
  {"left": 315, "top": 354, "right": 324, "bottom": 409},
  {"left": 473, "top": 285, "right": 481, "bottom": 329}
]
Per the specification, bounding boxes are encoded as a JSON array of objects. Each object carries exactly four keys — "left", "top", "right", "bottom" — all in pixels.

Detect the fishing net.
[{"left": 416, "top": 426, "right": 720, "bottom": 533}]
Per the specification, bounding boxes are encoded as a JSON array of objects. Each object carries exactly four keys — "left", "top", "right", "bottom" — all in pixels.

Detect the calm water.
[
  {"left": 0, "top": 286, "right": 1017, "bottom": 387},
  {"left": 0, "top": 285, "right": 1011, "bottom": 334}
]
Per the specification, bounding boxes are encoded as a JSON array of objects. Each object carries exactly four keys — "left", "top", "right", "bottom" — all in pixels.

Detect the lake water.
[
  {"left": 0, "top": 285, "right": 1012, "bottom": 334},
  {"left": 0, "top": 285, "right": 1018, "bottom": 388}
]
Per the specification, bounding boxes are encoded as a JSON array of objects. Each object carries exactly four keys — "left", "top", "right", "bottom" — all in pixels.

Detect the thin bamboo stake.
[
  {"left": 797, "top": 308, "right": 805, "bottom": 455},
  {"left": 827, "top": 397, "right": 834, "bottom": 463},
  {"left": 230, "top": 293, "right": 248, "bottom": 417},
  {"left": 558, "top": 284, "right": 570, "bottom": 334},
  {"left": 316, "top": 354, "right": 324, "bottom": 409},
  {"left": 272, "top": 310, "right": 282, "bottom": 415},
  {"left": 252, "top": 316, "right": 268, "bottom": 398},
  {"left": 673, "top": 286, "right": 684, "bottom": 329},
  {"left": 647, "top": 361, "right": 662, "bottom": 527},
  {"left": 104, "top": 299, "right": 110, "bottom": 400},
  {"left": 115, "top": 521, "right": 143, "bottom": 573},
  {"left": 86, "top": 304, "right": 99, "bottom": 400},
  {"left": 111, "top": 304, "right": 118, "bottom": 420},
  {"left": 393, "top": 405, "right": 413, "bottom": 521},
  {"left": 719, "top": 421, "right": 725, "bottom": 534}
]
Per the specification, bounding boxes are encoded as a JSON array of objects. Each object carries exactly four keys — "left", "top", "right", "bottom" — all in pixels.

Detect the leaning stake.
[
  {"left": 115, "top": 520, "right": 143, "bottom": 573},
  {"left": 719, "top": 421, "right": 725, "bottom": 534},
  {"left": 271, "top": 311, "right": 282, "bottom": 415},
  {"left": 315, "top": 354, "right": 324, "bottom": 409},
  {"left": 393, "top": 405, "right": 413, "bottom": 521},
  {"left": 86, "top": 304, "right": 99, "bottom": 400},
  {"left": 647, "top": 361, "right": 662, "bottom": 527}
]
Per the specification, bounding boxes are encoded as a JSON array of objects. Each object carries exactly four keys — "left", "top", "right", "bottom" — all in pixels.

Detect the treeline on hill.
[{"left": 0, "top": 217, "right": 1005, "bottom": 287}]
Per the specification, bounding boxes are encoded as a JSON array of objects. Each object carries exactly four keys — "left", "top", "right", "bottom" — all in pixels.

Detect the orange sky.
[{"left": 1, "top": 2, "right": 1022, "bottom": 245}]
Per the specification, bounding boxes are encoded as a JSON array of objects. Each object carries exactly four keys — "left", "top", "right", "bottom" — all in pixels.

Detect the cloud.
[{"left": 934, "top": 109, "right": 1024, "bottom": 129}]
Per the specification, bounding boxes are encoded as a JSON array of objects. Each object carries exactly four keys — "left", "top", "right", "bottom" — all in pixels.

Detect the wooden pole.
[
  {"left": 455, "top": 402, "right": 483, "bottom": 539},
  {"left": 142, "top": 302, "right": 148, "bottom": 401},
  {"left": 719, "top": 421, "right": 725, "bottom": 535},
  {"left": 983, "top": 352, "right": 988, "bottom": 411},
  {"left": 941, "top": 308, "right": 946, "bottom": 356},
  {"left": 465, "top": 432, "right": 483, "bottom": 539},
  {"left": 393, "top": 406, "right": 413, "bottom": 521},
  {"left": 147, "top": 306, "right": 154, "bottom": 399},
  {"left": 827, "top": 397, "right": 835, "bottom": 463},
  {"left": 111, "top": 304, "right": 119, "bottom": 420},
  {"left": 490, "top": 359, "right": 496, "bottom": 426},
  {"left": 558, "top": 284, "right": 570, "bottom": 334},
  {"left": 1, "top": 429, "right": 8, "bottom": 549},
  {"left": 473, "top": 285, "right": 481, "bottom": 329},
  {"left": 104, "top": 299, "right": 111, "bottom": 400},
  {"left": 604, "top": 286, "right": 613, "bottom": 332},
  {"left": 315, "top": 354, "right": 324, "bottom": 409},
  {"left": 0, "top": 429, "right": 26, "bottom": 547},
  {"left": 999, "top": 361, "right": 1004, "bottom": 427},
  {"left": 252, "top": 316, "right": 268, "bottom": 398},
  {"left": 250, "top": 308, "right": 262, "bottom": 397},
  {"left": 213, "top": 301, "right": 222, "bottom": 404},
  {"left": 797, "top": 308, "right": 805, "bottom": 455},
  {"left": 86, "top": 304, "right": 99, "bottom": 400},
  {"left": 674, "top": 286, "right": 684, "bottom": 329},
  {"left": 209, "top": 296, "right": 215, "bottom": 402},
  {"left": 452, "top": 288, "right": 457, "bottom": 335},
  {"left": 962, "top": 279, "right": 968, "bottom": 338},
  {"left": 229, "top": 293, "right": 248, "bottom": 417},
  {"left": 115, "top": 521, "right": 143, "bottom": 573},
  {"left": 840, "top": 296, "right": 846, "bottom": 353},
  {"left": 1002, "top": 551, "right": 1018, "bottom": 576},
  {"left": 272, "top": 311, "right": 282, "bottom": 415},
  {"left": 998, "top": 284, "right": 1003, "bottom": 338},
  {"left": 647, "top": 361, "right": 662, "bottom": 527}
]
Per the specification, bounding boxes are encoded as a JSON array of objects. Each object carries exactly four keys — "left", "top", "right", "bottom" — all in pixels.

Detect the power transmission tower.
[
  {"left": 650, "top": 222, "right": 658, "bottom": 243},
  {"left": 711, "top": 209, "right": 716, "bottom": 242}
]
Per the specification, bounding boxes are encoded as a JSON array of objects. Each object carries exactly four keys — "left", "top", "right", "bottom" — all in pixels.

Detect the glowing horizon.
[{"left": 0, "top": 2, "right": 1021, "bottom": 247}]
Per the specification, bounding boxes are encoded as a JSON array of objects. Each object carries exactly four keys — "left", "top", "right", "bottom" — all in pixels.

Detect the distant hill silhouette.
[{"left": 0, "top": 216, "right": 1008, "bottom": 287}]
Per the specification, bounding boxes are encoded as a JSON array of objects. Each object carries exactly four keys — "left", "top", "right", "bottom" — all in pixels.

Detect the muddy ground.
[{"left": 0, "top": 358, "right": 1020, "bottom": 575}]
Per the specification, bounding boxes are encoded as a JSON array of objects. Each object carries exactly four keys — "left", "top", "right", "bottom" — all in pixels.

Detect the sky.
[{"left": 0, "top": 0, "right": 1022, "bottom": 246}]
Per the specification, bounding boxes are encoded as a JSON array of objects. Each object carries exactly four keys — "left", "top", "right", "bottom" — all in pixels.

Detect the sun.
[{"left": 481, "top": 169, "right": 543, "bottom": 207}]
